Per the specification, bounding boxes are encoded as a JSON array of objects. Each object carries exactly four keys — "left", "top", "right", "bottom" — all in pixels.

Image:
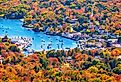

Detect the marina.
[
  {"left": 0, "top": 19, "right": 77, "bottom": 54},
  {"left": 0, "top": 0, "right": 121, "bottom": 81},
  {"left": 0, "top": 19, "right": 120, "bottom": 54}
]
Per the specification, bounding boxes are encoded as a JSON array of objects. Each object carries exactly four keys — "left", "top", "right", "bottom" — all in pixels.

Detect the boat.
[{"left": 20, "top": 19, "right": 24, "bottom": 22}]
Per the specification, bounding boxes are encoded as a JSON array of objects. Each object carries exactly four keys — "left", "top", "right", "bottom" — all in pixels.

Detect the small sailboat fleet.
[
  {"left": 11, "top": 36, "right": 32, "bottom": 50},
  {"left": 40, "top": 37, "right": 66, "bottom": 50}
]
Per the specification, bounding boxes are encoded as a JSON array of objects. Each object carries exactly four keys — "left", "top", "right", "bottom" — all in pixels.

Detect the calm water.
[{"left": 0, "top": 19, "right": 77, "bottom": 52}]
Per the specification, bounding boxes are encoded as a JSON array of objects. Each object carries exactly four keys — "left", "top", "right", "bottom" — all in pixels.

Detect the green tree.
[
  {"left": 113, "top": 67, "right": 121, "bottom": 74},
  {"left": 92, "top": 78, "right": 101, "bottom": 82},
  {"left": 9, "top": 46, "right": 20, "bottom": 52}
]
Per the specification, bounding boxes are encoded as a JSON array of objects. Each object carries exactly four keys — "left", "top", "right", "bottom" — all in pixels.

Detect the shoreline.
[
  {"left": 1, "top": 17, "right": 80, "bottom": 41},
  {"left": 1, "top": 18, "right": 121, "bottom": 56},
  {"left": 1, "top": 16, "right": 80, "bottom": 41},
  {"left": 22, "top": 22, "right": 79, "bottom": 41}
]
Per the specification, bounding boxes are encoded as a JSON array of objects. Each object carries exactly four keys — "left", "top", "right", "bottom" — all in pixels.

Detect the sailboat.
[{"left": 20, "top": 19, "right": 24, "bottom": 22}]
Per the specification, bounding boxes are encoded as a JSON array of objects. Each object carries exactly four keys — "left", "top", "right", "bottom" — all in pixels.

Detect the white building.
[{"left": 0, "top": 55, "right": 3, "bottom": 64}]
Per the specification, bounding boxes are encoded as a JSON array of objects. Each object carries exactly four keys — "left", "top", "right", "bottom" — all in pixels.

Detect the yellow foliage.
[
  {"left": 88, "top": 66, "right": 98, "bottom": 73},
  {"left": 114, "top": 30, "right": 121, "bottom": 35},
  {"left": 101, "top": 74, "right": 110, "bottom": 80}
]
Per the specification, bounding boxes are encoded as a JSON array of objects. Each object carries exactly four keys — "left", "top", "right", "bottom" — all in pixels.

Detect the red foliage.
[
  {"left": 0, "top": 43, "right": 5, "bottom": 49},
  {"left": 48, "top": 57, "right": 59, "bottom": 63},
  {"left": 115, "top": 75, "right": 121, "bottom": 81},
  {"left": 74, "top": 8, "right": 85, "bottom": 14}
]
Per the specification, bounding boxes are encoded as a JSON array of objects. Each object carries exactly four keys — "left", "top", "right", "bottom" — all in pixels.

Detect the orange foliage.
[
  {"left": 74, "top": 8, "right": 85, "bottom": 14},
  {"left": 75, "top": 53, "right": 83, "bottom": 61},
  {"left": 111, "top": 49, "right": 121, "bottom": 56}
]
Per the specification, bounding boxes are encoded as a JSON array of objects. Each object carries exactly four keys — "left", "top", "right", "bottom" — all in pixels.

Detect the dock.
[{"left": 11, "top": 36, "right": 32, "bottom": 50}]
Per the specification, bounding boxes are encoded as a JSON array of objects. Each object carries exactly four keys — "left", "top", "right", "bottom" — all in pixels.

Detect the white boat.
[{"left": 20, "top": 19, "right": 24, "bottom": 22}]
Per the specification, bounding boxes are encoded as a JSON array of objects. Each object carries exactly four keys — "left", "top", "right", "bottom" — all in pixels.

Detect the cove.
[{"left": 0, "top": 19, "right": 77, "bottom": 53}]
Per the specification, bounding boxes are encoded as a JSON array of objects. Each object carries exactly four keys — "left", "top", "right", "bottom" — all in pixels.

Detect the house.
[
  {"left": 108, "top": 39, "right": 118, "bottom": 43},
  {"left": 0, "top": 55, "right": 3, "bottom": 64},
  {"left": 118, "top": 55, "right": 121, "bottom": 59},
  {"left": 95, "top": 42, "right": 102, "bottom": 48},
  {"left": 66, "top": 56, "right": 72, "bottom": 62},
  {"left": 112, "top": 44, "right": 121, "bottom": 48}
]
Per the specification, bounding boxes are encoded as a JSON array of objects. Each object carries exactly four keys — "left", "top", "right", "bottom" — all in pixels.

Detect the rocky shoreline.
[
  {"left": 22, "top": 22, "right": 80, "bottom": 41},
  {"left": 3, "top": 12, "right": 25, "bottom": 19}
]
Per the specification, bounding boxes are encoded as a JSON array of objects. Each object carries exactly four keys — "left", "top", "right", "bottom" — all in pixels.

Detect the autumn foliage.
[{"left": 0, "top": 37, "right": 121, "bottom": 82}]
